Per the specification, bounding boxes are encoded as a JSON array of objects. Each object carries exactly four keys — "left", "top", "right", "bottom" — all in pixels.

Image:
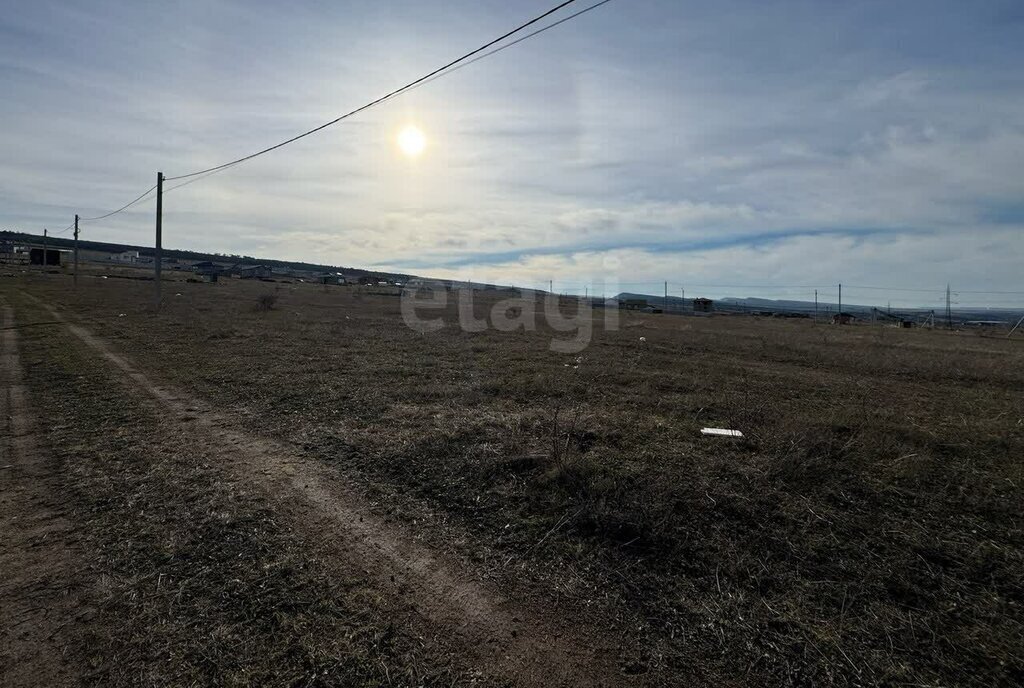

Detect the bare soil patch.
[{"left": 0, "top": 301, "right": 86, "bottom": 687}]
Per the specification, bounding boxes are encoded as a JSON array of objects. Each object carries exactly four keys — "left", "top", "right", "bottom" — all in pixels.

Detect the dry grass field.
[{"left": 3, "top": 268, "right": 1022, "bottom": 686}]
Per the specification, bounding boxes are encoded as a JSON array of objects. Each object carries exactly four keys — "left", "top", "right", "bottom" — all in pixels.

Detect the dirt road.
[
  {"left": 2, "top": 291, "right": 644, "bottom": 686},
  {"left": 0, "top": 301, "right": 86, "bottom": 686}
]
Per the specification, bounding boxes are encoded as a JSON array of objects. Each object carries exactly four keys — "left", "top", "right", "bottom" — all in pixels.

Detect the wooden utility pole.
[
  {"left": 945, "top": 284, "right": 953, "bottom": 330},
  {"left": 42, "top": 228, "right": 48, "bottom": 271},
  {"left": 664, "top": 280, "right": 668, "bottom": 312},
  {"left": 73, "top": 214, "right": 80, "bottom": 288},
  {"left": 155, "top": 172, "right": 164, "bottom": 309},
  {"left": 838, "top": 283, "right": 842, "bottom": 324},
  {"left": 814, "top": 289, "right": 818, "bottom": 320}
]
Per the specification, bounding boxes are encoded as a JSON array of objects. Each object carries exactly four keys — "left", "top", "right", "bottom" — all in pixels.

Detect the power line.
[
  {"left": 63, "top": 1, "right": 610, "bottom": 227},
  {"left": 164, "top": 0, "right": 592, "bottom": 182},
  {"left": 50, "top": 222, "right": 75, "bottom": 236},
  {"left": 843, "top": 284, "right": 941, "bottom": 293},
  {"left": 955, "top": 289, "right": 1024, "bottom": 295},
  {"left": 159, "top": 0, "right": 614, "bottom": 195},
  {"left": 164, "top": 168, "right": 223, "bottom": 195},
  {"left": 78, "top": 183, "right": 159, "bottom": 223},
  {"left": 408, "top": 0, "right": 615, "bottom": 93}
]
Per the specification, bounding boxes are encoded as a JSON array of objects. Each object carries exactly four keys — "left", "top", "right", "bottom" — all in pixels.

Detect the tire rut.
[{"left": 0, "top": 300, "right": 84, "bottom": 687}]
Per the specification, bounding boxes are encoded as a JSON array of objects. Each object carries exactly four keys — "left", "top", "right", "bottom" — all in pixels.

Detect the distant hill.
[
  {"left": 5, "top": 230, "right": 1019, "bottom": 323},
  {"left": 614, "top": 292, "right": 1024, "bottom": 323},
  {"left": 0, "top": 230, "right": 411, "bottom": 282}
]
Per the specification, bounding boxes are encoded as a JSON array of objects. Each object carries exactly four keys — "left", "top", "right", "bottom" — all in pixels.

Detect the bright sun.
[{"left": 397, "top": 125, "right": 427, "bottom": 157}]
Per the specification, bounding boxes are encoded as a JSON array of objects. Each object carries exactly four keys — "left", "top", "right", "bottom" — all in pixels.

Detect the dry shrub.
[{"left": 255, "top": 292, "right": 278, "bottom": 311}]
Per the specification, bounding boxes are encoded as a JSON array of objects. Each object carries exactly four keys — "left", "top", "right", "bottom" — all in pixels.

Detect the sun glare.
[{"left": 397, "top": 125, "right": 427, "bottom": 157}]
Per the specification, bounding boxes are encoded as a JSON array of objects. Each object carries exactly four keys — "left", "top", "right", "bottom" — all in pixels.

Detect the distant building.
[
  {"left": 832, "top": 312, "right": 856, "bottom": 325},
  {"left": 620, "top": 298, "right": 649, "bottom": 311},
  {"left": 192, "top": 261, "right": 225, "bottom": 281},
  {"left": 30, "top": 247, "right": 65, "bottom": 266},
  {"left": 318, "top": 272, "right": 348, "bottom": 285},
  {"left": 238, "top": 264, "right": 272, "bottom": 279},
  {"left": 112, "top": 250, "right": 140, "bottom": 263},
  {"left": 693, "top": 297, "right": 714, "bottom": 313}
]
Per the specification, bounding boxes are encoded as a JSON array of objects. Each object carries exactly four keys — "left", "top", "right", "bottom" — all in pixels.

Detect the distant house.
[
  {"left": 831, "top": 312, "right": 856, "bottom": 325},
  {"left": 238, "top": 264, "right": 272, "bottom": 279},
  {"left": 318, "top": 272, "right": 347, "bottom": 285},
  {"left": 112, "top": 250, "right": 140, "bottom": 263},
  {"left": 192, "top": 261, "right": 225, "bottom": 282},
  {"left": 693, "top": 297, "right": 714, "bottom": 313},
  {"left": 620, "top": 298, "right": 649, "bottom": 311}
]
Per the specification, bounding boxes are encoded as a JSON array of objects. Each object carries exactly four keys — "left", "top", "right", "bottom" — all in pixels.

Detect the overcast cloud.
[{"left": 2, "top": 0, "right": 1023, "bottom": 307}]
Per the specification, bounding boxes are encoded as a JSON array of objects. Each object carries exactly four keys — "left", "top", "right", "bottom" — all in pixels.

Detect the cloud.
[
  {"left": 1, "top": 0, "right": 1023, "bottom": 306},
  {"left": 850, "top": 71, "right": 931, "bottom": 108}
]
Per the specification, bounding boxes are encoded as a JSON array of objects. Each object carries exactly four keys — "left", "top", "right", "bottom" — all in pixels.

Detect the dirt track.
[
  {"left": 4, "top": 292, "right": 642, "bottom": 686},
  {"left": 0, "top": 301, "right": 85, "bottom": 686}
]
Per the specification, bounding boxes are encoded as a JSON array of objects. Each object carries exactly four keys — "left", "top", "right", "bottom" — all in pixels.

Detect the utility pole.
[
  {"left": 945, "top": 284, "right": 953, "bottom": 330},
  {"left": 155, "top": 171, "right": 164, "bottom": 309},
  {"left": 814, "top": 289, "right": 818, "bottom": 320},
  {"left": 42, "top": 228, "right": 48, "bottom": 271},
  {"left": 549, "top": 279, "right": 553, "bottom": 295},
  {"left": 664, "top": 280, "right": 668, "bottom": 312},
  {"left": 73, "top": 214, "right": 80, "bottom": 288},
  {"left": 838, "top": 283, "right": 842, "bottom": 324}
]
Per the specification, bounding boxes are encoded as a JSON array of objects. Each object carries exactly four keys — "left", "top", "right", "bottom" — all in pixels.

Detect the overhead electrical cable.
[
  {"left": 161, "top": 0, "right": 613, "bottom": 193},
  {"left": 407, "top": 0, "right": 615, "bottom": 93},
  {"left": 164, "top": 0, "right": 591, "bottom": 182},
  {"left": 78, "top": 183, "right": 159, "bottom": 223},
  {"left": 50, "top": 222, "right": 75, "bottom": 235},
  {"left": 62, "top": 0, "right": 612, "bottom": 227}
]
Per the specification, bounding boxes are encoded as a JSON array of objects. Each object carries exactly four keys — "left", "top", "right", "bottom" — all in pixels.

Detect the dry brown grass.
[
  {"left": 9, "top": 289, "right": 470, "bottom": 687},
  {"left": 12, "top": 270, "right": 1024, "bottom": 686}
]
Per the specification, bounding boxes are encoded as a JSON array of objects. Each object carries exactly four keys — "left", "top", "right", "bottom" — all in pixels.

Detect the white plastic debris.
[
  {"left": 701, "top": 428, "right": 744, "bottom": 438},
  {"left": 639, "top": 336, "right": 647, "bottom": 342},
  {"left": 118, "top": 313, "right": 126, "bottom": 317}
]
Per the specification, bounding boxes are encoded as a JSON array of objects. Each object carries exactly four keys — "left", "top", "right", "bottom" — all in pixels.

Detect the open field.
[{"left": 2, "top": 268, "right": 1023, "bottom": 686}]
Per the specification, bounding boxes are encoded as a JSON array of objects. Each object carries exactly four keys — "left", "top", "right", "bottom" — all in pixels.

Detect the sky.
[{"left": 2, "top": 0, "right": 1023, "bottom": 308}]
